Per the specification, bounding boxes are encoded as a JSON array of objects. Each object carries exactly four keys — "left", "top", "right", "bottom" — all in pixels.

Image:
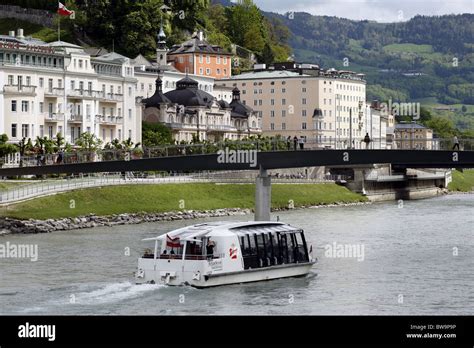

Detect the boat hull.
[{"left": 137, "top": 261, "right": 316, "bottom": 288}]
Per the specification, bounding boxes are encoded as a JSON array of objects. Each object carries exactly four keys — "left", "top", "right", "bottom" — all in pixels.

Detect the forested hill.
[{"left": 264, "top": 12, "right": 474, "bottom": 106}]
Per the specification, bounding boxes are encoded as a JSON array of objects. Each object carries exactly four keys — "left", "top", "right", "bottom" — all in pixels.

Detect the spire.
[{"left": 157, "top": 19, "right": 166, "bottom": 49}]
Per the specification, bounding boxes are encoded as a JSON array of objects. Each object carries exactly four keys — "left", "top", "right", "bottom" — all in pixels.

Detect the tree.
[
  {"left": 260, "top": 43, "right": 275, "bottom": 65},
  {"left": 0, "top": 134, "right": 17, "bottom": 160},
  {"left": 142, "top": 122, "right": 173, "bottom": 147},
  {"left": 75, "top": 132, "right": 103, "bottom": 152}
]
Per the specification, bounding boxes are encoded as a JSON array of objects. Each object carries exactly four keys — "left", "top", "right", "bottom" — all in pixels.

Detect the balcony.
[
  {"left": 207, "top": 124, "right": 235, "bottom": 132},
  {"left": 95, "top": 115, "right": 122, "bottom": 125},
  {"left": 44, "top": 113, "right": 64, "bottom": 122},
  {"left": 44, "top": 88, "right": 64, "bottom": 97},
  {"left": 68, "top": 89, "right": 95, "bottom": 99},
  {"left": 3, "top": 85, "right": 36, "bottom": 96},
  {"left": 96, "top": 91, "right": 123, "bottom": 102},
  {"left": 68, "top": 114, "right": 83, "bottom": 123}
]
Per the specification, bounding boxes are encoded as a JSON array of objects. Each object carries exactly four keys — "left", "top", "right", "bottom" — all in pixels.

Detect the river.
[{"left": 0, "top": 194, "right": 473, "bottom": 315}]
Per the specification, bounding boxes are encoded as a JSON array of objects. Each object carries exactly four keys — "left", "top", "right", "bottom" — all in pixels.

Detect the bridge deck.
[{"left": 0, "top": 150, "right": 472, "bottom": 176}]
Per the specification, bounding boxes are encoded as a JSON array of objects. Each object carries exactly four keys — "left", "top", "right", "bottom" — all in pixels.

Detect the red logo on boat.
[{"left": 229, "top": 245, "right": 238, "bottom": 259}]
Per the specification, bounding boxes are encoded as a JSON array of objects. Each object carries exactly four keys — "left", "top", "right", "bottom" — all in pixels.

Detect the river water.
[{"left": 0, "top": 194, "right": 473, "bottom": 315}]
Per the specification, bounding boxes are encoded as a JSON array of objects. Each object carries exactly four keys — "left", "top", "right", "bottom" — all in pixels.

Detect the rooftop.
[
  {"left": 225, "top": 70, "right": 309, "bottom": 80},
  {"left": 395, "top": 122, "right": 430, "bottom": 130}
]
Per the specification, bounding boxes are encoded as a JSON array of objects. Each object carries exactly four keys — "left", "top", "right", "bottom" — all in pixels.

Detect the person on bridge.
[
  {"left": 452, "top": 135, "right": 460, "bottom": 150},
  {"left": 286, "top": 136, "right": 291, "bottom": 151},
  {"left": 298, "top": 136, "right": 305, "bottom": 150},
  {"left": 363, "top": 133, "right": 371, "bottom": 149},
  {"left": 293, "top": 136, "right": 298, "bottom": 151}
]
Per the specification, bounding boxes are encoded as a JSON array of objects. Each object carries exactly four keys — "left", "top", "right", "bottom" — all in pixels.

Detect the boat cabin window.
[
  {"left": 237, "top": 227, "right": 310, "bottom": 269},
  {"left": 184, "top": 238, "right": 206, "bottom": 260}
]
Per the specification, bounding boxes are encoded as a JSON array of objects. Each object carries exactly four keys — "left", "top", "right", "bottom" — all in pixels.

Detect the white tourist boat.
[{"left": 135, "top": 221, "right": 316, "bottom": 288}]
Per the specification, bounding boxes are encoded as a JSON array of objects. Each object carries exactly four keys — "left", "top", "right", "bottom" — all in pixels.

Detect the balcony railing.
[
  {"left": 207, "top": 124, "right": 235, "bottom": 131},
  {"left": 68, "top": 89, "right": 95, "bottom": 98},
  {"left": 3, "top": 85, "right": 36, "bottom": 95},
  {"left": 44, "top": 113, "right": 64, "bottom": 122},
  {"left": 95, "top": 115, "right": 122, "bottom": 124},
  {"left": 95, "top": 91, "right": 123, "bottom": 102},
  {"left": 44, "top": 87, "right": 64, "bottom": 97},
  {"left": 68, "top": 114, "right": 83, "bottom": 123}
]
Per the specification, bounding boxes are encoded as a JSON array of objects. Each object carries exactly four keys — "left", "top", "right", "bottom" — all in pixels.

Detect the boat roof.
[{"left": 142, "top": 221, "right": 302, "bottom": 242}]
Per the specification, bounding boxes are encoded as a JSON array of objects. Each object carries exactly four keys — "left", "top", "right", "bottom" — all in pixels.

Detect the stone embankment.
[
  {"left": 0, "top": 208, "right": 251, "bottom": 235},
  {"left": 0, "top": 202, "right": 371, "bottom": 235}
]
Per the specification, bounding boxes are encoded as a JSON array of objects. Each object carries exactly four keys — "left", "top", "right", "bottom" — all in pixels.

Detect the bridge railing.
[
  {"left": 0, "top": 171, "right": 340, "bottom": 204},
  {"left": 7, "top": 137, "right": 474, "bottom": 169}
]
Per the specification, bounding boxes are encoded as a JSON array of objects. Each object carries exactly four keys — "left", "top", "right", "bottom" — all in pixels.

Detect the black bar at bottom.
[{"left": 0, "top": 316, "right": 472, "bottom": 346}]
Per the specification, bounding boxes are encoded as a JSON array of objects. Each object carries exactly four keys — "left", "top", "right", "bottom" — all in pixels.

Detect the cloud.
[{"left": 253, "top": 0, "right": 473, "bottom": 22}]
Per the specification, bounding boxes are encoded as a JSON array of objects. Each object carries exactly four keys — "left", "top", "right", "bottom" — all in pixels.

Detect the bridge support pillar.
[{"left": 255, "top": 167, "right": 271, "bottom": 221}]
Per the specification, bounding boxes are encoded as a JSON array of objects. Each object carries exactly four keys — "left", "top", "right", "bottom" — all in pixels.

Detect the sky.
[{"left": 252, "top": 0, "right": 474, "bottom": 22}]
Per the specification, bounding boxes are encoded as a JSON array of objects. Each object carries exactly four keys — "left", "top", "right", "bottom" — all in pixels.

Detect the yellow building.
[{"left": 394, "top": 122, "right": 433, "bottom": 150}]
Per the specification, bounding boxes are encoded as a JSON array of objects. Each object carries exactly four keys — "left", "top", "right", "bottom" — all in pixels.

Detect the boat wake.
[{"left": 73, "top": 281, "right": 163, "bottom": 305}]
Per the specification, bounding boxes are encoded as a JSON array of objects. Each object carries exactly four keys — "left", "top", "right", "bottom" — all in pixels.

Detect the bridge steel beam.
[{"left": 0, "top": 150, "right": 472, "bottom": 177}]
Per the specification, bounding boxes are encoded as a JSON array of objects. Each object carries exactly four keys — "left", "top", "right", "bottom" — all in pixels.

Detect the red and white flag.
[
  {"left": 58, "top": 2, "right": 74, "bottom": 17},
  {"left": 166, "top": 234, "right": 180, "bottom": 248}
]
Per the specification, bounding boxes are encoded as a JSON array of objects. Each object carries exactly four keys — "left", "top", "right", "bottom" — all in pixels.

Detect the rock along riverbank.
[{"left": 0, "top": 202, "right": 371, "bottom": 235}]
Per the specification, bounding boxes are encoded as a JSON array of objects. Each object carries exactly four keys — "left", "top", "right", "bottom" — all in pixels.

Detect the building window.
[
  {"left": 282, "top": 88, "right": 286, "bottom": 93},
  {"left": 271, "top": 99, "right": 275, "bottom": 105},
  {"left": 223, "top": 57, "right": 227, "bottom": 64},
  {"left": 206, "top": 55, "right": 210, "bottom": 63},
  {"left": 206, "top": 68, "right": 211, "bottom": 75},
  {"left": 223, "top": 69, "right": 227, "bottom": 75},
  {"left": 39, "top": 125, "right": 44, "bottom": 137},
  {"left": 302, "top": 110, "right": 307, "bottom": 117},
  {"left": 21, "top": 101, "right": 28, "bottom": 112},
  {"left": 48, "top": 126, "right": 53, "bottom": 138},
  {"left": 282, "top": 123, "right": 286, "bottom": 130},
  {"left": 11, "top": 124, "right": 17, "bottom": 138},
  {"left": 302, "top": 98, "right": 306, "bottom": 105},
  {"left": 39, "top": 78, "right": 44, "bottom": 88},
  {"left": 128, "top": 129, "right": 132, "bottom": 139},
  {"left": 199, "top": 68, "right": 203, "bottom": 75},
  {"left": 254, "top": 100, "right": 258, "bottom": 106},
  {"left": 282, "top": 110, "right": 286, "bottom": 117},
  {"left": 270, "top": 89, "right": 274, "bottom": 94},
  {"left": 217, "top": 69, "right": 221, "bottom": 75},
  {"left": 11, "top": 100, "right": 17, "bottom": 112},
  {"left": 302, "top": 122, "right": 307, "bottom": 130},
  {"left": 39, "top": 102, "right": 44, "bottom": 113},
  {"left": 282, "top": 99, "right": 286, "bottom": 105},
  {"left": 128, "top": 109, "right": 132, "bottom": 119},
  {"left": 22, "top": 124, "right": 29, "bottom": 138},
  {"left": 8, "top": 75, "right": 14, "bottom": 85},
  {"left": 302, "top": 88, "right": 306, "bottom": 92},
  {"left": 270, "top": 110, "right": 275, "bottom": 117},
  {"left": 270, "top": 123, "right": 275, "bottom": 130},
  {"left": 128, "top": 87, "right": 132, "bottom": 96},
  {"left": 217, "top": 56, "right": 221, "bottom": 64}
]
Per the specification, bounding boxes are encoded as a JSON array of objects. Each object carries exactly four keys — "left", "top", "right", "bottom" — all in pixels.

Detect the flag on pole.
[
  {"left": 166, "top": 234, "right": 181, "bottom": 248},
  {"left": 58, "top": 2, "right": 74, "bottom": 17}
]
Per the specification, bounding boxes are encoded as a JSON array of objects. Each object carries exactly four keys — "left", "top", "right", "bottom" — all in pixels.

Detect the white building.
[{"left": 0, "top": 29, "right": 142, "bottom": 146}]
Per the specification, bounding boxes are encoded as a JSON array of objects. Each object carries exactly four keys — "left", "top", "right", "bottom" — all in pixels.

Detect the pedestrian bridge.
[
  {"left": 1, "top": 149, "right": 472, "bottom": 221},
  {"left": 0, "top": 149, "right": 472, "bottom": 176}
]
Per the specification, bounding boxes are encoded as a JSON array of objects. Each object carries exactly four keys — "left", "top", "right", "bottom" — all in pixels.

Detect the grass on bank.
[
  {"left": 0, "top": 183, "right": 367, "bottom": 220},
  {"left": 448, "top": 169, "right": 474, "bottom": 192}
]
